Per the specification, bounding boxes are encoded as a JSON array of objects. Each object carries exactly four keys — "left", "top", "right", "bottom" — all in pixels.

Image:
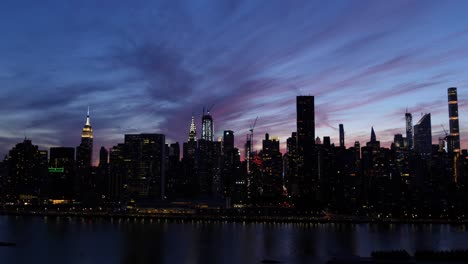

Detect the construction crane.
[
  {"left": 441, "top": 124, "right": 448, "bottom": 138},
  {"left": 440, "top": 124, "right": 449, "bottom": 151}
]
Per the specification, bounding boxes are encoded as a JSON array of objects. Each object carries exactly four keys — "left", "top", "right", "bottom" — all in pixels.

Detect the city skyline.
[{"left": 1, "top": 1, "right": 468, "bottom": 163}]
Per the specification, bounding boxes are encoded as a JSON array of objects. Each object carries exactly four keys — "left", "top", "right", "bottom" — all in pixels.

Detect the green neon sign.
[{"left": 48, "top": 167, "right": 64, "bottom": 173}]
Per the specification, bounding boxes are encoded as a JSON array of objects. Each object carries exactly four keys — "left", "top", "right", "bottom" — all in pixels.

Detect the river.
[{"left": 0, "top": 215, "right": 467, "bottom": 263}]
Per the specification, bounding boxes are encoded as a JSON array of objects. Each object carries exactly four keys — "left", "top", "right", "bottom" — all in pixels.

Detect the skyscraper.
[
  {"left": 5, "top": 139, "right": 48, "bottom": 201},
  {"left": 413, "top": 113, "right": 432, "bottom": 158},
  {"left": 448, "top": 87, "right": 461, "bottom": 183},
  {"left": 49, "top": 147, "right": 75, "bottom": 200},
  {"left": 339, "top": 124, "right": 345, "bottom": 148},
  {"left": 405, "top": 111, "right": 413, "bottom": 149},
  {"left": 223, "top": 130, "right": 234, "bottom": 152},
  {"left": 77, "top": 108, "right": 93, "bottom": 167},
  {"left": 76, "top": 108, "right": 94, "bottom": 196},
  {"left": 296, "top": 96, "right": 315, "bottom": 153},
  {"left": 124, "top": 133, "right": 166, "bottom": 201},
  {"left": 296, "top": 96, "right": 316, "bottom": 205},
  {"left": 202, "top": 109, "right": 214, "bottom": 142},
  {"left": 189, "top": 115, "right": 197, "bottom": 142}
]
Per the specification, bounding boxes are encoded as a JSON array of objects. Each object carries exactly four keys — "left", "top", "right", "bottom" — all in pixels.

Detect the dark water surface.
[{"left": 0, "top": 215, "right": 467, "bottom": 264}]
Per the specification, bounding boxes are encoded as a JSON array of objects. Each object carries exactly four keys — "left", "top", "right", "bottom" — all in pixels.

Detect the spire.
[
  {"left": 371, "top": 126, "right": 376, "bottom": 142},
  {"left": 189, "top": 115, "right": 197, "bottom": 141},
  {"left": 85, "top": 107, "right": 91, "bottom": 127}
]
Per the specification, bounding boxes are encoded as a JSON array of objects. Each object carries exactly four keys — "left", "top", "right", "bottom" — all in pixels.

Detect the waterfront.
[{"left": 0, "top": 216, "right": 468, "bottom": 263}]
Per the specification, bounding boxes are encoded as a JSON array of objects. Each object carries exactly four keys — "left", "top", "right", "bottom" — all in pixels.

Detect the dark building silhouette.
[
  {"left": 221, "top": 131, "right": 241, "bottom": 204},
  {"left": 166, "top": 142, "right": 181, "bottom": 198},
  {"left": 123, "top": 134, "right": 166, "bottom": 202},
  {"left": 259, "top": 133, "right": 283, "bottom": 201},
  {"left": 296, "top": 96, "right": 315, "bottom": 153},
  {"left": 414, "top": 113, "right": 432, "bottom": 159},
  {"left": 96, "top": 146, "right": 109, "bottom": 202},
  {"left": 296, "top": 96, "right": 316, "bottom": 207},
  {"left": 405, "top": 112, "right": 413, "bottom": 149},
  {"left": 109, "top": 143, "right": 127, "bottom": 202},
  {"left": 4, "top": 139, "right": 48, "bottom": 202},
  {"left": 49, "top": 147, "right": 75, "bottom": 200},
  {"left": 285, "top": 132, "right": 299, "bottom": 197},
  {"left": 223, "top": 130, "right": 234, "bottom": 152},
  {"left": 339, "top": 124, "right": 345, "bottom": 148},
  {"left": 393, "top": 134, "right": 404, "bottom": 149}
]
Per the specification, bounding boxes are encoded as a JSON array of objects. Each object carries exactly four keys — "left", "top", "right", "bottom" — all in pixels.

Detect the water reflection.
[{"left": 1, "top": 216, "right": 468, "bottom": 264}]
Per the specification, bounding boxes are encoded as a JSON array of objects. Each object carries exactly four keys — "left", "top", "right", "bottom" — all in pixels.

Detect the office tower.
[
  {"left": 323, "top": 136, "right": 331, "bottom": 148},
  {"left": 448, "top": 87, "right": 461, "bottom": 183},
  {"left": 260, "top": 133, "right": 283, "bottom": 199},
  {"left": 76, "top": 108, "right": 94, "bottom": 190},
  {"left": 296, "top": 96, "right": 317, "bottom": 205},
  {"left": 339, "top": 124, "right": 345, "bottom": 148},
  {"left": 96, "top": 146, "right": 109, "bottom": 200},
  {"left": 166, "top": 142, "right": 181, "bottom": 198},
  {"left": 285, "top": 132, "right": 299, "bottom": 196},
  {"left": 354, "top": 141, "right": 361, "bottom": 160},
  {"left": 448, "top": 88, "right": 460, "bottom": 153},
  {"left": 221, "top": 131, "right": 240, "bottom": 200},
  {"left": 393, "top": 134, "right": 404, "bottom": 149},
  {"left": 124, "top": 133, "right": 166, "bottom": 201},
  {"left": 296, "top": 96, "right": 315, "bottom": 153},
  {"left": 5, "top": 139, "right": 48, "bottom": 201},
  {"left": 109, "top": 143, "right": 127, "bottom": 202},
  {"left": 223, "top": 130, "right": 234, "bottom": 152},
  {"left": 202, "top": 109, "right": 214, "bottom": 141},
  {"left": 413, "top": 113, "right": 432, "bottom": 158},
  {"left": 405, "top": 112, "right": 413, "bottom": 149},
  {"left": 287, "top": 132, "right": 297, "bottom": 154},
  {"left": 49, "top": 147, "right": 75, "bottom": 200},
  {"left": 99, "top": 147, "right": 108, "bottom": 168}
]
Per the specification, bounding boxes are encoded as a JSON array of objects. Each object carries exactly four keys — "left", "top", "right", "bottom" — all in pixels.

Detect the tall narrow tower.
[
  {"left": 405, "top": 111, "right": 413, "bottom": 149},
  {"left": 339, "top": 124, "right": 345, "bottom": 148},
  {"left": 76, "top": 108, "right": 94, "bottom": 188},
  {"left": 448, "top": 87, "right": 461, "bottom": 183},
  {"left": 77, "top": 108, "right": 93, "bottom": 166},
  {"left": 448, "top": 87, "right": 460, "bottom": 153},
  {"left": 201, "top": 109, "right": 214, "bottom": 141},
  {"left": 189, "top": 115, "right": 197, "bottom": 142},
  {"left": 296, "top": 96, "right": 315, "bottom": 154}
]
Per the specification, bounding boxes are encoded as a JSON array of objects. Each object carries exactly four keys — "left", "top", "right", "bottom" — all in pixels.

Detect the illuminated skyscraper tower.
[
  {"left": 405, "top": 111, "right": 413, "bottom": 149},
  {"left": 189, "top": 115, "right": 197, "bottom": 142},
  {"left": 448, "top": 88, "right": 460, "bottom": 153},
  {"left": 77, "top": 108, "right": 93, "bottom": 169},
  {"left": 76, "top": 108, "right": 94, "bottom": 191},
  {"left": 448, "top": 87, "right": 461, "bottom": 183},
  {"left": 202, "top": 108, "right": 214, "bottom": 142}
]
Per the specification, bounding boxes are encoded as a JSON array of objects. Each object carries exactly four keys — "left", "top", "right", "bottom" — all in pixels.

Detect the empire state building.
[{"left": 77, "top": 108, "right": 93, "bottom": 185}]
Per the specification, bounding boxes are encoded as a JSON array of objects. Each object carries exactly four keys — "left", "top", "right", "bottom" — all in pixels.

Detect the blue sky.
[{"left": 1, "top": 0, "right": 468, "bottom": 163}]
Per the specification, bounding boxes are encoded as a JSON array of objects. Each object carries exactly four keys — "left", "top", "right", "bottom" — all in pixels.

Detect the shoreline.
[{"left": 1, "top": 211, "right": 467, "bottom": 224}]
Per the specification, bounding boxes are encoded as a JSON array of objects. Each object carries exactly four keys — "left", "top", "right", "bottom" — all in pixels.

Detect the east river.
[{"left": 1, "top": 215, "right": 467, "bottom": 263}]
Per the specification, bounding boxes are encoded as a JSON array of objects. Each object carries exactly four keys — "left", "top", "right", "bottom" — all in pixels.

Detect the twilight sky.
[{"left": 1, "top": 0, "right": 468, "bottom": 164}]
